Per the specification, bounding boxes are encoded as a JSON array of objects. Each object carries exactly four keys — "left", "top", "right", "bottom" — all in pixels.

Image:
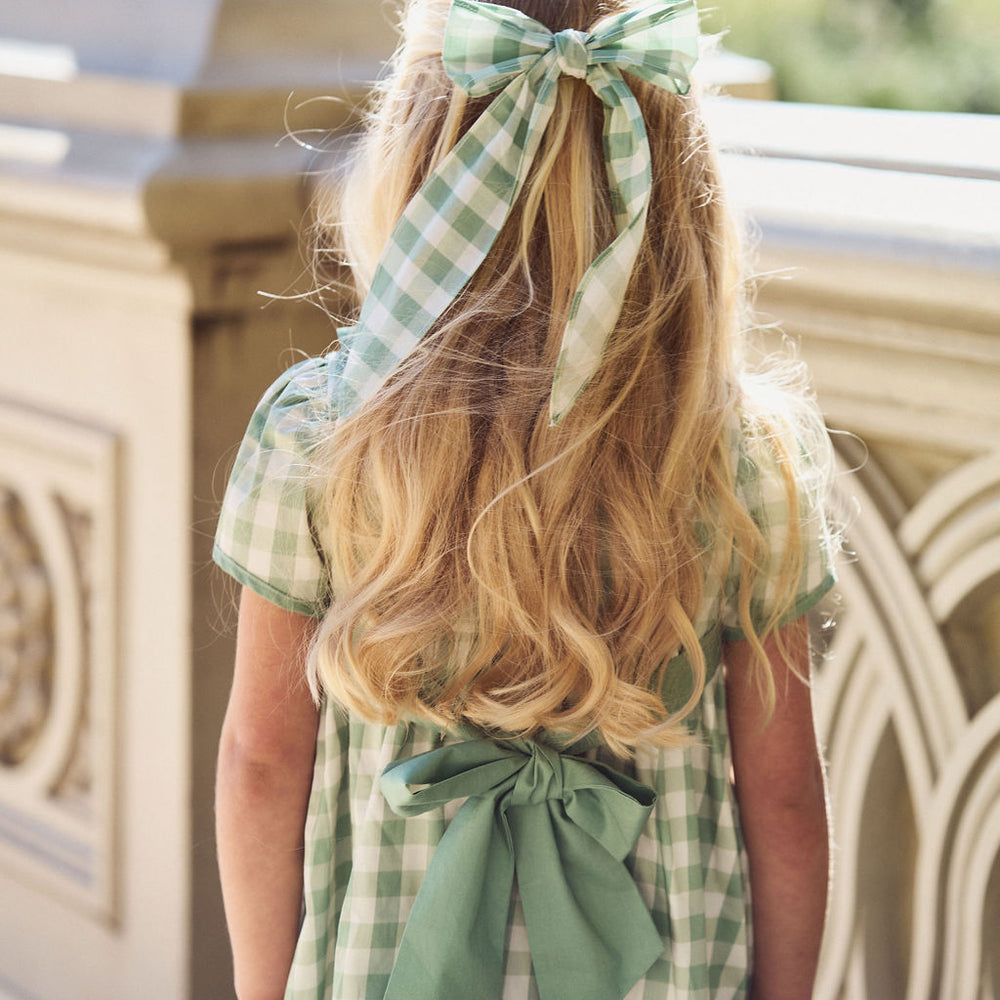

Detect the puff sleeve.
[
  {"left": 213, "top": 357, "right": 334, "bottom": 617},
  {"left": 721, "top": 421, "right": 838, "bottom": 640}
]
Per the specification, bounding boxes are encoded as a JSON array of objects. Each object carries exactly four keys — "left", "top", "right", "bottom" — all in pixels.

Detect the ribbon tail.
[
  {"left": 337, "top": 65, "right": 560, "bottom": 419},
  {"left": 548, "top": 205, "right": 647, "bottom": 425},
  {"left": 382, "top": 793, "right": 516, "bottom": 1000},
  {"left": 548, "top": 68, "right": 652, "bottom": 426},
  {"left": 510, "top": 801, "right": 663, "bottom": 1000}
]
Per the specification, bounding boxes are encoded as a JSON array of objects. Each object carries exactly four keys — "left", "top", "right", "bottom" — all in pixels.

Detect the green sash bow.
[
  {"left": 336, "top": 0, "right": 699, "bottom": 424},
  {"left": 379, "top": 739, "right": 663, "bottom": 1000}
]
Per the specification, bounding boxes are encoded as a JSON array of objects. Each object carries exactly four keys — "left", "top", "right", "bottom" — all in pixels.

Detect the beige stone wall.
[
  {"left": 1, "top": 7, "right": 998, "bottom": 1000},
  {"left": 0, "top": 4, "right": 392, "bottom": 998}
]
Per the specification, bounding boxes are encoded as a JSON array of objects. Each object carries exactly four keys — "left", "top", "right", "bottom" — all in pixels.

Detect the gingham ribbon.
[
  {"left": 380, "top": 739, "right": 662, "bottom": 1000},
  {"left": 336, "top": 0, "right": 699, "bottom": 424}
]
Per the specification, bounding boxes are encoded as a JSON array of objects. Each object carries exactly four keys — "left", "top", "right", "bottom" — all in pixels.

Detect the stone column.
[{"left": 0, "top": 4, "right": 394, "bottom": 998}]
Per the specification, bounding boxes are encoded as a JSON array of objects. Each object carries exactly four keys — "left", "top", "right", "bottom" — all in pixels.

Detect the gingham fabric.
[
  {"left": 213, "top": 357, "right": 336, "bottom": 616},
  {"left": 335, "top": 0, "right": 700, "bottom": 425},
  {"left": 212, "top": 356, "right": 837, "bottom": 1000}
]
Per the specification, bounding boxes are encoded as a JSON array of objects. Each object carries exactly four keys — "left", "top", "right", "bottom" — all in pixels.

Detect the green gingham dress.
[{"left": 213, "top": 355, "right": 837, "bottom": 1000}]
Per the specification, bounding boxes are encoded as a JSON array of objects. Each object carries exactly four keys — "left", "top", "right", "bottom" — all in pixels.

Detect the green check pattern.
[
  {"left": 212, "top": 357, "right": 837, "bottom": 1000},
  {"left": 212, "top": 358, "right": 336, "bottom": 617},
  {"left": 336, "top": 0, "right": 700, "bottom": 425}
]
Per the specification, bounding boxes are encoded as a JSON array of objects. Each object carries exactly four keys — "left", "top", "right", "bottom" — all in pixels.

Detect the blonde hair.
[{"left": 308, "top": 0, "right": 826, "bottom": 755}]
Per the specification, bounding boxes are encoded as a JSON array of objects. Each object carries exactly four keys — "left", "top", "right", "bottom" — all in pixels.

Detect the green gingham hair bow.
[{"left": 336, "top": 0, "right": 700, "bottom": 424}]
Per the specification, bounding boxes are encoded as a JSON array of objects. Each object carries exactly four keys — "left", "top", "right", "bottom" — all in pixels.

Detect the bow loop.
[{"left": 379, "top": 739, "right": 662, "bottom": 1000}]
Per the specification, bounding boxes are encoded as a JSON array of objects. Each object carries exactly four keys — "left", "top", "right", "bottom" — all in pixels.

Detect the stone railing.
[
  {"left": 708, "top": 98, "right": 1000, "bottom": 1000},
  {"left": 0, "top": 2, "right": 998, "bottom": 995}
]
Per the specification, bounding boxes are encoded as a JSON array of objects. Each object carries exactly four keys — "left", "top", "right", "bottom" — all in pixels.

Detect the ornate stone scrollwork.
[
  {"left": 0, "top": 486, "right": 55, "bottom": 768},
  {"left": 816, "top": 444, "right": 1000, "bottom": 1000}
]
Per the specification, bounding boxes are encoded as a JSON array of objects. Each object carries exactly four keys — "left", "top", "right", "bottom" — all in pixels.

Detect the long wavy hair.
[{"left": 307, "top": 0, "right": 827, "bottom": 755}]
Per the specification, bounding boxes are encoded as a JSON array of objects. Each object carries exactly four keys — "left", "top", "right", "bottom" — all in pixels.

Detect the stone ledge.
[
  {"left": 706, "top": 97, "right": 1000, "bottom": 180},
  {"left": 0, "top": 71, "right": 371, "bottom": 140},
  {"left": 0, "top": 129, "right": 354, "bottom": 252}
]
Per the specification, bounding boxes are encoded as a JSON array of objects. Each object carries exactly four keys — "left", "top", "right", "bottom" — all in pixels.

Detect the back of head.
[{"left": 309, "top": 0, "right": 778, "bottom": 754}]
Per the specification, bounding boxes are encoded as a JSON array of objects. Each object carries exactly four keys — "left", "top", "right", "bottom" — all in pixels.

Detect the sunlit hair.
[{"left": 308, "top": 0, "right": 831, "bottom": 756}]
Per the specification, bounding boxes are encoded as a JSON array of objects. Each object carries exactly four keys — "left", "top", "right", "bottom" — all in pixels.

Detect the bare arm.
[
  {"left": 725, "top": 617, "right": 830, "bottom": 1000},
  {"left": 216, "top": 587, "right": 321, "bottom": 1000}
]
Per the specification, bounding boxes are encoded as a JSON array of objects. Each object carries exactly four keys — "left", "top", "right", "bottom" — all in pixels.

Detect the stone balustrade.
[{"left": 710, "top": 98, "right": 1000, "bottom": 1000}]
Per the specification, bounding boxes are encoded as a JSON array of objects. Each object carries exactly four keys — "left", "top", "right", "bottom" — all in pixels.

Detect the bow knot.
[
  {"left": 553, "top": 28, "right": 590, "bottom": 79},
  {"left": 379, "top": 738, "right": 663, "bottom": 1000},
  {"left": 510, "top": 741, "right": 565, "bottom": 806}
]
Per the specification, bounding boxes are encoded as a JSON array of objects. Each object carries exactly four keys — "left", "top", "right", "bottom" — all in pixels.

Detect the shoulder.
[
  {"left": 243, "top": 353, "right": 342, "bottom": 457},
  {"left": 728, "top": 397, "right": 834, "bottom": 526},
  {"left": 719, "top": 395, "right": 839, "bottom": 638},
  {"left": 212, "top": 352, "right": 344, "bottom": 618}
]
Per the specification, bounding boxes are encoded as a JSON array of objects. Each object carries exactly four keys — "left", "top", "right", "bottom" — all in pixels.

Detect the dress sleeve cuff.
[
  {"left": 213, "top": 543, "right": 327, "bottom": 618},
  {"left": 721, "top": 569, "right": 837, "bottom": 643}
]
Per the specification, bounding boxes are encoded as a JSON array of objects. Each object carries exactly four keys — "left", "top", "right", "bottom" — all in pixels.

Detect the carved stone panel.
[{"left": 0, "top": 400, "right": 119, "bottom": 921}]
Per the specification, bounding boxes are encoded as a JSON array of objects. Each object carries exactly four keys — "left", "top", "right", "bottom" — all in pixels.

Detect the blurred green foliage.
[{"left": 702, "top": 0, "right": 1000, "bottom": 113}]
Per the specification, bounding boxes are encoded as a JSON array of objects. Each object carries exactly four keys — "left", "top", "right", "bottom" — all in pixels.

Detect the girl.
[{"left": 213, "top": 1, "right": 837, "bottom": 998}]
